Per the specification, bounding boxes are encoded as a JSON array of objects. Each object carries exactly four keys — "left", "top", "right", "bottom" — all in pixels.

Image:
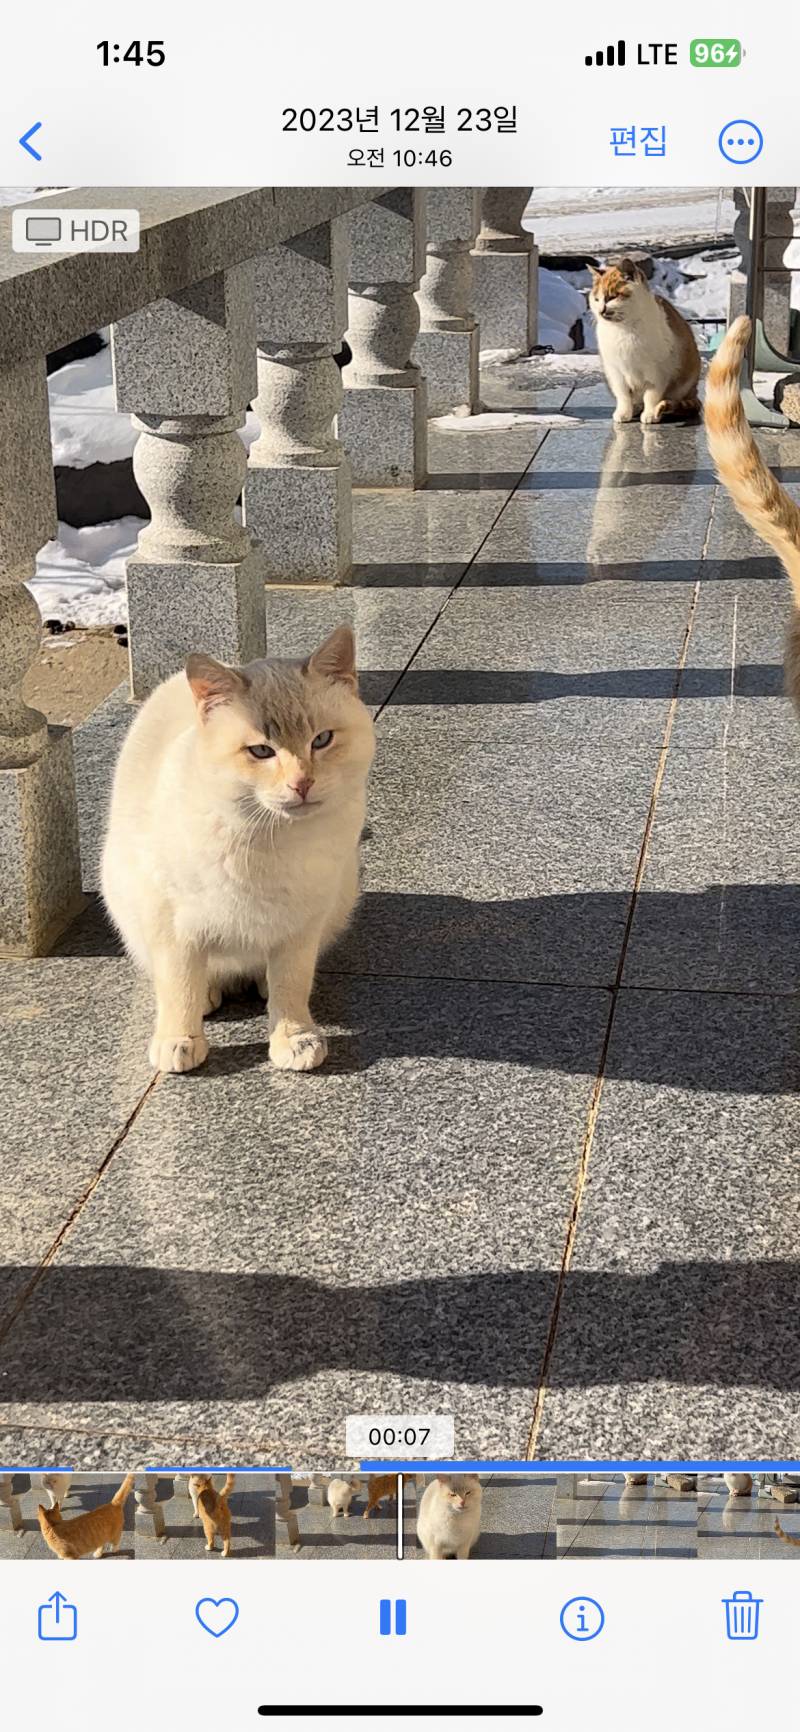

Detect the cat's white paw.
[
  {"left": 202, "top": 984, "right": 223, "bottom": 1017},
  {"left": 269, "top": 1026, "right": 328, "bottom": 1071},
  {"left": 149, "top": 1033, "right": 209, "bottom": 1073},
  {"left": 613, "top": 408, "right": 635, "bottom": 424}
]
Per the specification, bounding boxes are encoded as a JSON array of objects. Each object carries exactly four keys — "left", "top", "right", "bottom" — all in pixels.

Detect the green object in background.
[{"left": 690, "top": 38, "right": 742, "bottom": 67}]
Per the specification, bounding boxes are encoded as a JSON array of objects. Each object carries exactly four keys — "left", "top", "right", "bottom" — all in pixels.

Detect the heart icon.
[{"left": 195, "top": 1596, "right": 239, "bottom": 1638}]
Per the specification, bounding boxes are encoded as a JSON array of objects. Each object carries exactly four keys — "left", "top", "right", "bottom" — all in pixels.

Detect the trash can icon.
[{"left": 722, "top": 1590, "right": 763, "bottom": 1640}]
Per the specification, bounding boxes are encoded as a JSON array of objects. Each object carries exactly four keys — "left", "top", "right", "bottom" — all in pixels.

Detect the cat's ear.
[
  {"left": 618, "top": 256, "right": 645, "bottom": 285},
  {"left": 588, "top": 265, "right": 602, "bottom": 283},
  {"left": 186, "top": 654, "right": 250, "bottom": 718},
  {"left": 305, "top": 625, "right": 358, "bottom": 690}
]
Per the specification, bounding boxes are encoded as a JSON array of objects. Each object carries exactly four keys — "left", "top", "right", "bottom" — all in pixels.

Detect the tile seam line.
[
  {"left": 371, "top": 414, "right": 564, "bottom": 724},
  {"left": 0, "top": 1071, "right": 163, "bottom": 1349},
  {"left": 320, "top": 966, "right": 796, "bottom": 1001},
  {"left": 526, "top": 479, "right": 719, "bottom": 1458}
]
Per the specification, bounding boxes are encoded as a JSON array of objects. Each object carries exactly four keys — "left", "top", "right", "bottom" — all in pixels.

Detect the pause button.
[{"left": 379, "top": 1599, "right": 407, "bottom": 1636}]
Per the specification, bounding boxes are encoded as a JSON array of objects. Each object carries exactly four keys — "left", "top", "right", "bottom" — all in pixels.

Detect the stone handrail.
[
  {"left": 0, "top": 184, "right": 537, "bottom": 958},
  {"left": 0, "top": 187, "right": 388, "bottom": 369}
]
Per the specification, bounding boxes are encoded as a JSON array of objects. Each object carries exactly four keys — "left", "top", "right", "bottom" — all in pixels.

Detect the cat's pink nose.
[{"left": 290, "top": 775, "right": 314, "bottom": 802}]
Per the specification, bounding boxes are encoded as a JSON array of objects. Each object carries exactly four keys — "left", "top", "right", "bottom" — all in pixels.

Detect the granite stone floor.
[
  {"left": 408, "top": 1473, "right": 558, "bottom": 1559},
  {"left": 2, "top": 356, "right": 800, "bottom": 1466},
  {"left": 556, "top": 1473, "right": 697, "bottom": 1559}
]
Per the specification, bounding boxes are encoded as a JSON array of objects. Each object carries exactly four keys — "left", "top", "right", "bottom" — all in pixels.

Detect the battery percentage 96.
[{"left": 690, "top": 38, "right": 742, "bottom": 67}]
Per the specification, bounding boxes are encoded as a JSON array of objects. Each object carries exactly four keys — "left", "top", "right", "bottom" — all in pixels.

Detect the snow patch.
[
  {"left": 434, "top": 410, "right": 587, "bottom": 431},
  {"left": 48, "top": 340, "right": 262, "bottom": 469},
  {"left": 29, "top": 518, "right": 144, "bottom": 627},
  {"left": 49, "top": 344, "right": 137, "bottom": 467}
]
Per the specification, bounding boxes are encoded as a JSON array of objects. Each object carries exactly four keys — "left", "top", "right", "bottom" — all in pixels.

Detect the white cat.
[
  {"left": 417, "top": 1474, "right": 482, "bottom": 1560},
  {"left": 589, "top": 258, "right": 701, "bottom": 426},
  {"left": 724, "top": 1473, "right": 753, "bottom": 1497},
  {"left": 101, "top": 626, "right": 374, "bottom": 1073},
  {"left": 327, "top": 1478, "right": 360, "bottom": 1518},
  {"left": 40, "top": 1473, "right": 72, "bottom": 1510}
]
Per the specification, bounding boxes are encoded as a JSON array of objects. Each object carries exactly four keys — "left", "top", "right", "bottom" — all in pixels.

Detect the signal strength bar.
[{"left": 585, "top": 39, "right": 626, "bottom": 66}]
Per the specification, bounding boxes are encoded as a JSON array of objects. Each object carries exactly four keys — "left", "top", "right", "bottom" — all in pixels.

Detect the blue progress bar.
[
  {"left": 360, "top": 1458, "right": 800, "bottom": 1474},
  {"left": 379, "top": 1600, "right": 392, "bottom": 1637},
  {"left": 395, "top": 1600, "right": 407, "bottom": 1636}
]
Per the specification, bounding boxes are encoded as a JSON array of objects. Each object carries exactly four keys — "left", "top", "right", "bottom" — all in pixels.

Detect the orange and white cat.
[
  {"left": 188, "top": 1473, "right": 235, "bottom": 1557},
  {"left": 589, "top": 259, "right": 701, "bottom": 425},
  {"left": 705, "top": 314, "right": 800, "bottom": 713},
  {"left": 37, "top": 1475, "right": 134, "bottom": 1559},
  {"left": 102, "top": 627, "right": 374, "bottom": 1075},
  {"left": 417, "top": 1475, "right": 482, "bottom": 1560},
  {"left": 362, "top": 1474, "right": 398, "bottom": 1519}
]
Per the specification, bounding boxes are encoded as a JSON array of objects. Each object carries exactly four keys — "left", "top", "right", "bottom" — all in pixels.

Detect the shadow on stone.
[
  {"left": 1, "top": 1259, "right": 799, "bottom": 1402},
  {"left": 359, "top": 662, "right": 785, "bottom": 708}
]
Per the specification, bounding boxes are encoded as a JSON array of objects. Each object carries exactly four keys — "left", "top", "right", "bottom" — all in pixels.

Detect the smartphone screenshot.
[{"left": 1, "top": 2, "right": 799, "bottom": 1726}]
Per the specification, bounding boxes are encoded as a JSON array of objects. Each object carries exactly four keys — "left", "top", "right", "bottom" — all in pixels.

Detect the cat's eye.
[
  {"left": 312, "top": 729, "right": 333, "bottom": 750},
  {"left": 247, "top": 742, "right": 276, "bottom": 759}
]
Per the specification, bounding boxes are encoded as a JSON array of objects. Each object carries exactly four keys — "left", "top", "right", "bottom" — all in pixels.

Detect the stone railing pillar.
[
  {"left": 275, "top": 1473, "right": 300, "bottom": 1547},
  {"left": 134, "top": 1475, "right": 167, "bottom": 1539},
  {"left": 728, "top": 186, "right": 797, "bottom": 350},
  {"left": 0, "top": 360, "right": 83, "bottom": 955},
  {"left": 762, "top": 187, "right": 796, "bottom": 354},
  {"left": 727, "top": 188, "right": 756, "bottom": 327},
  {"left": 112, "top": 262, "right": 266, "bottom": 698},
  {"left": 414, "top": 190, "right": 480, "bottom": 416},
  {"left": 471, "top": 188, "right": 537, "bottom": 353},
  {"left": 246, "top": 219, "right": 352, "bottom": 585},
  {"left": 0, "top": 1473, "right": 23, "bottom": 1531},
  {"left": 340, "top": 190, "right": 428, "bottom": 487}
]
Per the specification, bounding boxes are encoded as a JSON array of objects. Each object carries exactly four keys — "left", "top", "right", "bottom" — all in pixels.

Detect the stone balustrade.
[
  {"left": 471, "top": 187, "right": 538, "bottom": 353},
  {"left": 134, "top": 1473, "right": 167, "bottom": 1539},
  {"left": 729, "top": 186, "right": 797, "bottom": 354},
  {"left": 0, "top": 1472, "right": 23, "bottom": 1531},
  {"left": 414, "top": 190, "right": 481, "bottom": 416},
  {"left": 340, "top": 190, "right": 428, "bottom": 485},
  {"left": 246, "top": 217, "right": 352, "bottom": 585},
  {"left": 0, "top": 182, "right": 540, "bottom": 958}
]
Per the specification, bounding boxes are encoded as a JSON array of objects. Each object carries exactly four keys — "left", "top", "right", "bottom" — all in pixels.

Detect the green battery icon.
[{"left": 690, "top": 38, "right": 742, "bottom": 66}]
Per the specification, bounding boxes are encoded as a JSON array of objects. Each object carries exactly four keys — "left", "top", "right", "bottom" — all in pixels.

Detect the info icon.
[{"left": 560, "top": 1595, "right": 605, "bottom": 1641}]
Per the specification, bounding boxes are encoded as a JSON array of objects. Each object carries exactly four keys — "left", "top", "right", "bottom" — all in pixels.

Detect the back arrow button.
[{"left": 19, "top": 122, "right": 43, "bottom": 161}]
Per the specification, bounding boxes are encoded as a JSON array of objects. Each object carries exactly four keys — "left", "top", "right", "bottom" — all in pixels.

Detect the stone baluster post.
[
  {"left": 728, "top": 187, "right": 797, "bottom": 350},
  {"left": 275, "top": 1473, "right": 300, "bottom": 1548},
  {"left": 340, "top": 190, "right": 428, "bottom": 487},
  {"left": 0, "top": 360, "right": 84, "bottom": 956},
  {"left": 726, "top": 188, "right": 753, "bottom": 326},
  {"left": 134, "top": 1475, "right": 167, "bottom": 1540},
  {"left": 0, "top": 1473, "right": 23, "bottom": 1531},
  {"left": 413, "top": 190, "right": 481, "bottom": 416},
  {"left": 245, "top": 219, "right": 352, "bottom": 585},
  {"left": 471, "top": 188, "right": 538, "bottom": 354},
  {"left": 762, "top": 187, "right": 796, "bottom": 354},
  {"left": 112, "top": 262, "right": 265, "bottom": 699}
]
